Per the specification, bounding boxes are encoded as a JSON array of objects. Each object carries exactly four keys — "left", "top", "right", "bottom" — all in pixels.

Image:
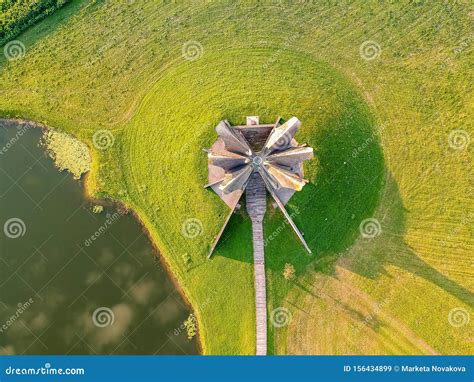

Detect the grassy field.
[{"left": 1, "top": 1, "right": 472, "bottom": 354}]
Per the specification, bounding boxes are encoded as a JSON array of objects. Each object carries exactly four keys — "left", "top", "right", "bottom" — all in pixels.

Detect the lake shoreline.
[{"left": 0, "top": 117, "right": 203, "bottom": 355}]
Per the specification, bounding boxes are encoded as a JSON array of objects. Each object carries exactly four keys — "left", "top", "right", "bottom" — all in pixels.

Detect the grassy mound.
[
  {"left": 112, "top": 49, "right": 384, "bottom": 353},
  {"left": 0, "top": 1, "right": 472, "bottom": 354}
]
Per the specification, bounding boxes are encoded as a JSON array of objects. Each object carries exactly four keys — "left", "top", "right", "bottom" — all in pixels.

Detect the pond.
[{"left": 0, "top": 120, "right": 198, "bottom": 355}]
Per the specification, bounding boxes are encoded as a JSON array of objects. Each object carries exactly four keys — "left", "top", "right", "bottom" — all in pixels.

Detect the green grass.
[{"left": 1, "top": 0, "right": 472, "bottom": 354}]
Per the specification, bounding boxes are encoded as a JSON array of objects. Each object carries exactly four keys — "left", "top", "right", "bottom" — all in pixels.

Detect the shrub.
[
  {"left": 283, "top": 263, "right": 296, "bottom": 281},
  {"left": 182, "top": 253, "right": 193, "bottom": 268},
  {"left": 184, "top": 313, "right": 197, "bottom": 340}
]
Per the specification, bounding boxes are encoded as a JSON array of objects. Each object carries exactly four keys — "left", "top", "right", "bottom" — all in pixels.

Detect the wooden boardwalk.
[{"left": 246, "top": 172, "right": 267, "bottom": 355}]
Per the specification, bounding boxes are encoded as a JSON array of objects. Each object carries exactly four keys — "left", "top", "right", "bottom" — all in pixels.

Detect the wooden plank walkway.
[{"left": 246, "top": 172, "right": 267, "bottom": 355}]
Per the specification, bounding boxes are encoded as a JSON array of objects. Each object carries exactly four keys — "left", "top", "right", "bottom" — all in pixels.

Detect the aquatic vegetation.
[
  {"left": 184, "top": 314, "right": 198, "bottom": 340},
  {"left": 41, "top": 130, "right": 90, "bottom": 179},
  {"left": 92, "top": 205, "right": 103, "bottom": 214}
]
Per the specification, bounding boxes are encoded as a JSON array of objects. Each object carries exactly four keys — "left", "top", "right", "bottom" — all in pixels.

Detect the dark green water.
[{"left": 0, "top": 121, "right": 198, "bottom": 355}]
